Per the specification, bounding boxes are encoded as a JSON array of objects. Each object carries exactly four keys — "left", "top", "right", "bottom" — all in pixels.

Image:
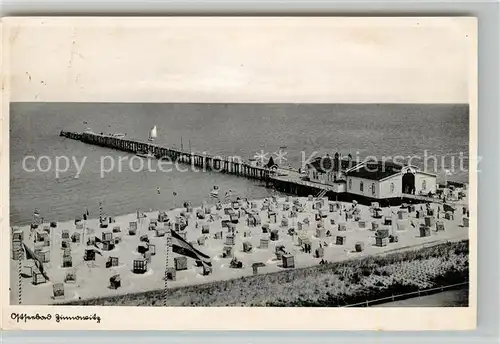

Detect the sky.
[{"left": 6, "top": 17, "right": 476, "bottom": 103}]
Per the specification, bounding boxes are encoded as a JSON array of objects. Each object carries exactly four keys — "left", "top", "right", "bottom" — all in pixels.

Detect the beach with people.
[
  {"left": 11, "top": 193, "right": 469, "bottom": 305},
  {"left": 9, "top": 103, "right": 470, "bottom": 306}
]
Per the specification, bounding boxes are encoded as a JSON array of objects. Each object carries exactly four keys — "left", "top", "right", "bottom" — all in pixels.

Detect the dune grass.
[{"left": 64, "top": 240, "right": 469, "bottom": 307}]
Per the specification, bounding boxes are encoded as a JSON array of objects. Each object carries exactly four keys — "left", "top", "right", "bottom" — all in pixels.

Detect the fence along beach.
[{"left": 11, "top": 191, "right": 469, "bottom": 305}]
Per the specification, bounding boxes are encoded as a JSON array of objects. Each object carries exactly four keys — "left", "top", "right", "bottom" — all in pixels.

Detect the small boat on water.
[
  {"left": 136, "top": 126, "right": 156, "bottom": 158},
  {"left": 148, "top": 125, "right": 157, "bottom": 142}
]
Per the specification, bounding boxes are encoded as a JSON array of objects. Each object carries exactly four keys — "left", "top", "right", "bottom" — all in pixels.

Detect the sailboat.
[
  {"left": 148, "top": 125, "right": 157, "bottom": 142},
  {"left": 137, "top": 126, "right": 157, "bottom": 159}
]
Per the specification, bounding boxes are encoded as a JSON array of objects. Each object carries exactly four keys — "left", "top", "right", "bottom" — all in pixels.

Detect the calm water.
[{"left": 10, "top": 103, "right": 469, "bottom": 225}]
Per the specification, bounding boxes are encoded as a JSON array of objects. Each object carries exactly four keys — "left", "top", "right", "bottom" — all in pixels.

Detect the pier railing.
[
  {"left": 60, "top": 131, "right": 271, "bottom": 181},
  {"left": 401, "top": 193, "right": 468, "bottom": 207},
  {"left": 271, "top": 174, "right": 344, "bottom": 193},
  {"left": 59, "top": 130, "right": 468, "bottom": 208}
]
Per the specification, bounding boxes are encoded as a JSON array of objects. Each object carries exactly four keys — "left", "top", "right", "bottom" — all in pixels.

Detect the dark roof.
[
  {"left": 376, "top": 161, "right": 404, "bottom": 169},
  {"left": 265, "top": 157, "right": 277, "bottom": 168},
  {"left": 307, "top": 156, "right": 355, "bottom": 173},
  {"left": 346, "top": 161, "right": 403, "bottom": 181}
]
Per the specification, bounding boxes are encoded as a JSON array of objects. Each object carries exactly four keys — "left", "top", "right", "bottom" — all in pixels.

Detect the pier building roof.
[
  {"left": 265, "top": 157, "right": 278, "bottom": 169},
  {"left": 345, "top": 161, "right": 404, "bottom": 181}
]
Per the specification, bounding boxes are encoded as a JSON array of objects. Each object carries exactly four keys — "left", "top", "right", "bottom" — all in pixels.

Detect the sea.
[{"left": 9, "top": 103, "right": 469, "bottom": 226}]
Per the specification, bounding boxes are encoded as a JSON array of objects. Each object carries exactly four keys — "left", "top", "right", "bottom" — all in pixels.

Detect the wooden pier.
[
  {"left": 59, "top": 130, "right": 458, "bottom": 207},
  {"left": 402, "top": 193, "right": 468, "bottom": 207},
  {"left": 60, "top": 131, "right": 271, "bottom": 181},
  {"left": 269, "top": 174, "right": 446, "bottom": 207}
]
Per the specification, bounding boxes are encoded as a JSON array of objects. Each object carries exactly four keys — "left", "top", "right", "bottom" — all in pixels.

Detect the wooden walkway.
[
  {"left": 401, "top": 193, "right": 468, "bottom": 207},
  {"left": 60, "top": 131, "right": 271, "bottom": 181},
  {"left": 271, "top": 174, "right": 342, "bottom": 193},
  {"left": 60, "top": 130, "right": 469, "bottom": 208}
]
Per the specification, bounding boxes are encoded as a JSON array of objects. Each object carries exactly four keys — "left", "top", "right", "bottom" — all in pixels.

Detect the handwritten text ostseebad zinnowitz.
[{"left": 11, "top": 312, "right": 101, "bottom": 324}]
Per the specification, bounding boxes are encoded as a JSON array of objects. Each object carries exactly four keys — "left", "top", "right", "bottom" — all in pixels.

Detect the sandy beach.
[{"left": 10, "top": 195, "right": 469, "bottom": 305}]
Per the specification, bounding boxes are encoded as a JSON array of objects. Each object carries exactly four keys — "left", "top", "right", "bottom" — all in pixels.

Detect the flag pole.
[
  {"left": 33, "top": 208, "right": 40, "bottom": 227},
  {"left": 51, "top": 217, "right": 55, "bottom": 264},
  {"left": 164, "top": 230, "right": 172, "bottom": 307},
  {"left": 17, "top": 253, "right": 22, "bottom": 305},
  {"left": 83, "top": 218, "right": 86, "bottom": 247}
]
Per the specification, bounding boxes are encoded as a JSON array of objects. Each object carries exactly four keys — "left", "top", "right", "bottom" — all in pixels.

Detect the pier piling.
[{"left": 60, "top": 131, "right": 271, "bottom": 182}]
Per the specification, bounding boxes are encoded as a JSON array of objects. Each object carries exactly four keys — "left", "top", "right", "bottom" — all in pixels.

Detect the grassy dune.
[{"left": 64, "top": 240, "right": 469, "bottom": 307}]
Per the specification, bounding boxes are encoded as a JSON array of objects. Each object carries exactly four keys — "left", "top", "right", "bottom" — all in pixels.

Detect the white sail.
[{"left": 149, "top": 126, "right": 158, "bottom": 139}]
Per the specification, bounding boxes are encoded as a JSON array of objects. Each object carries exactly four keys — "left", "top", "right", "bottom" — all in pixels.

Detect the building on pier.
[
  {"left": 60, "top": 130, "right": 441, "bottom": 206},
  {"left": 345, "top": 161, "right": 438, "bottom": 201},
  {"left": 305, "top": 153, "right": 356, "bottom": 185},
  {"left": 287, "top": 155, "right": 438, "bottom": 205},
  {"left": 265, "top": 157, "right": 279, "bottom": 176}
]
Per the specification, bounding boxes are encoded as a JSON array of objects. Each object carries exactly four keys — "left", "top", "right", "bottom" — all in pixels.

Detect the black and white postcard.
[{"left": 1, "top": 17, "right": 477, "bottom": 330}]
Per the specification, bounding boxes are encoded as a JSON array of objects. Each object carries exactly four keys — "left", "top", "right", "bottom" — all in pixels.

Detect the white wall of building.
[
  {"left": 308, "top": 169, "right": 320, "bottom": 184},
  {"left": 315, "top": 162, "right": 438, "bottom": 200},
  {"left": 378, "top": 172, "right": 437, "bottom": 198},
  {"left": 332, "top": 182, "right": 347, "bottom": 193},
  {"left": 308, "top": 170, "right": 342, "bottom": 186},
  {"left": 379, "top": 174, "right": 403, "bottom": 199},
  {"left": 347, "top": 176, "right": 380, "bottom": 198},
  {"left": 305, "top": 169, "right": 347, "bottom": 193},
  {"left": 414, "top": 173, "right": 438, "bottom": 195}
]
